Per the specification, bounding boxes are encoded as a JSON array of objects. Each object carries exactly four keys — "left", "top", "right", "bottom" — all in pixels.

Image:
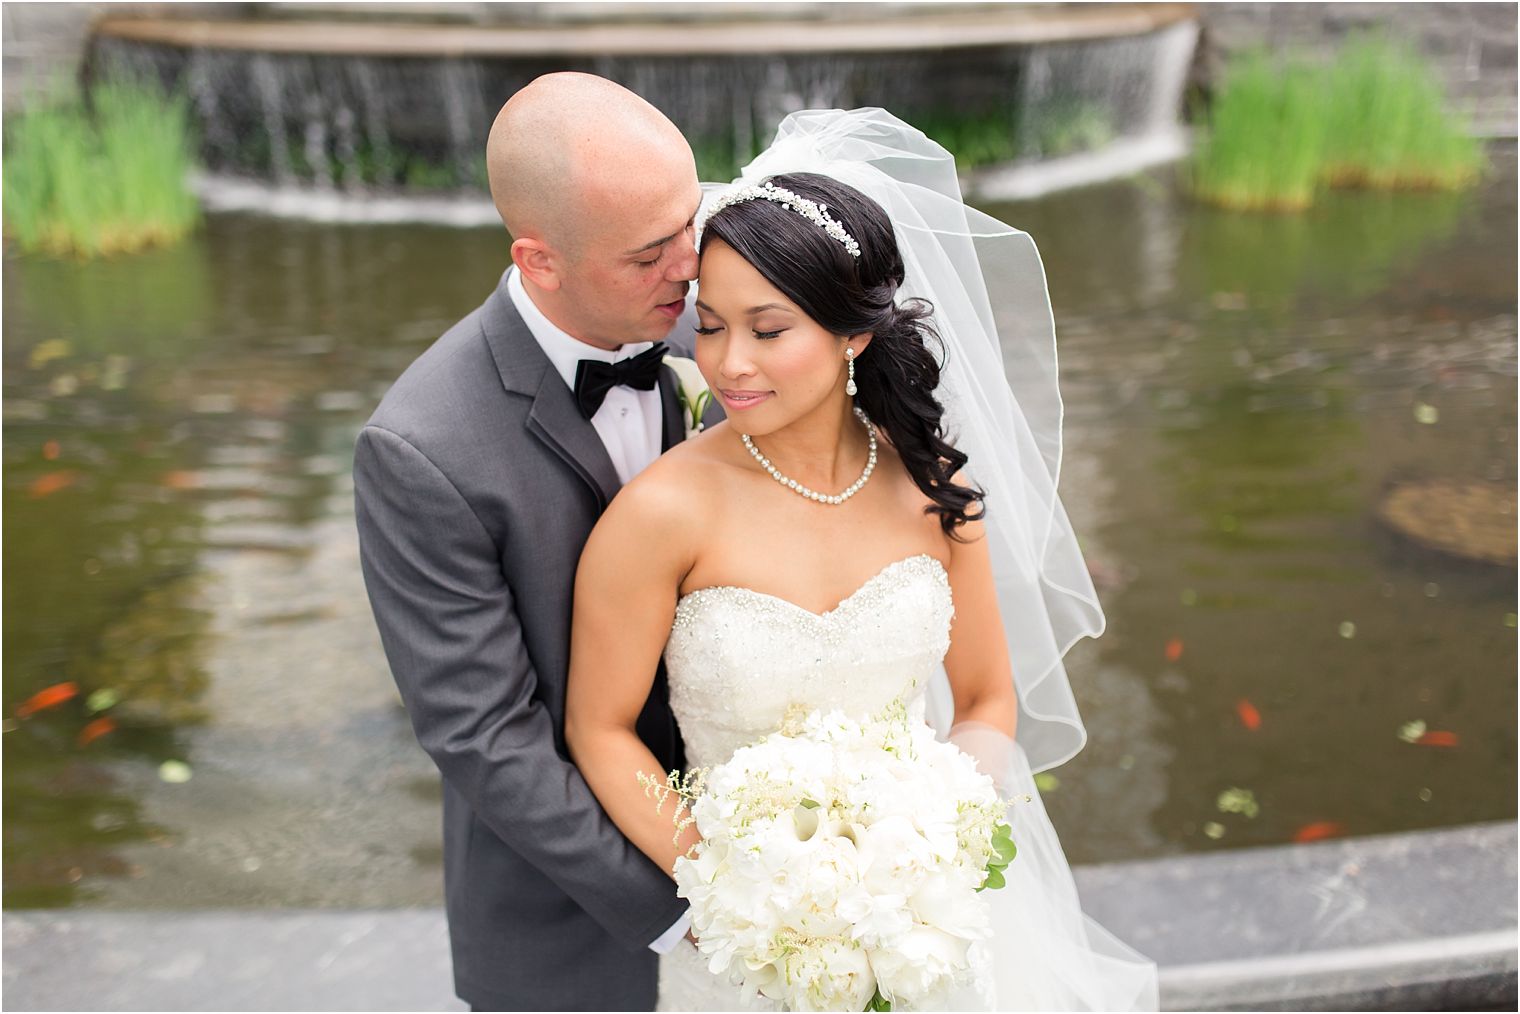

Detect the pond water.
[{"left": 4, "top": 147, "right": 1515, "bottom": 908}]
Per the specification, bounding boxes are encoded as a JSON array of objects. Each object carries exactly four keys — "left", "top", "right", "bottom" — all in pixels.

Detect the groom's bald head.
[
  {"left": 488, "top": 73, "right": 693, "bottom": 257},
  {"left": 486, "top": 73, "right": 701, "bottom": 349}
]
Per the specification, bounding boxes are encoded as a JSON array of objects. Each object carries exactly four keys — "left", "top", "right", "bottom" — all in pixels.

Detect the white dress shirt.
[
  {"left": 507, "top": 267, "right": 691, "bottom": 953},
  {"left": 507, "top": 267, "right": 663, "bottom": 486}
]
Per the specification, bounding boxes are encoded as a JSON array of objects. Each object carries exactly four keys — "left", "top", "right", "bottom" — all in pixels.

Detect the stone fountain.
[{"left": 86, "top": 2, "right": 1200, "bottom": 221}]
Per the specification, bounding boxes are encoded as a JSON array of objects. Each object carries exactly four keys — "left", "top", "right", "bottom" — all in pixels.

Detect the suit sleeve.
[{"left": 353, "top": 423, "right": 686, "bottom": 949}]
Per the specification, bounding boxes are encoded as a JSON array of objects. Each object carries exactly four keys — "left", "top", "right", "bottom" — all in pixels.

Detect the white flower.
[
  {"left": 666, "top": 702, "right": 1008, "bottom": 1010},
  {"left": 836, "top": 883, "right": 912, "bottom": 948},
  {"left": 909, "top": 865, "right": 991, "bottom": 940},
  {"left": 856, "top": 815, "right": 935, "bottom": 898},
  {"left": 738, "top": 960, "right": 781, "bottom": 1006},
  {"left": 663, "top": 355, "right": 712, "bottom": 438},
  {"left": 871, "top": 924, "right": 972, "bottom": 1003},
  {"left": 772, "top": 937, "right": 876, "bottom": 1012}
]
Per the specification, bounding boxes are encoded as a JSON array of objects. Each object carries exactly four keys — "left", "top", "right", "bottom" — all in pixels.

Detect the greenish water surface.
[{"left": 4, "top": 149, "right": 1514, "bottom": 908}]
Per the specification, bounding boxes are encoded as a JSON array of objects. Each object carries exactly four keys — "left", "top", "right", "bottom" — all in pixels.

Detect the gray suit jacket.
[{"left": 354, "top": 270, "right": 711, "bottom": 1010}]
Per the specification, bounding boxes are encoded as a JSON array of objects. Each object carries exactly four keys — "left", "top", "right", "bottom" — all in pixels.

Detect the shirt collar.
[{"left": 506, "top": 267, "right": 653, "bottom": 392}]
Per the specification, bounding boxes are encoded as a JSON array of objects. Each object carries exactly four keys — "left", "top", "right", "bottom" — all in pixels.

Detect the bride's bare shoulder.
[{"left": 600, "top": 421, "right": 746, "bottom": 537}]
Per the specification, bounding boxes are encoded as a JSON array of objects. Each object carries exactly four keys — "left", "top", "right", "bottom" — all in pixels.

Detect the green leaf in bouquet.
[
  {"left": 865, "top": 987, "right": 893, "bottom": 1011},
  {"left": 992, "top": 823, "right": 1017, "bottom": 861},
  {"left": 799, "top": 798, "right": 821, "bottom": 809},
  {"left": 979, "top": 866, "right": 1007, "bottom": 892}
]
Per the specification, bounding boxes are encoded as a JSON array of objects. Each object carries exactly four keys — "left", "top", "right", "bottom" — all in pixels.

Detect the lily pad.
[
  {"left": 157, "top": 760, "right": 192, "bottom": 784},
  {"left": 1216, "top": 787, "right": 1259, "bottom": 819}
]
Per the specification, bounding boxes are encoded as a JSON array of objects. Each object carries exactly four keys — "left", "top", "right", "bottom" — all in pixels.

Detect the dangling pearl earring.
[{"left": 845, "top": 346, "right": 858, "bottom": 397}]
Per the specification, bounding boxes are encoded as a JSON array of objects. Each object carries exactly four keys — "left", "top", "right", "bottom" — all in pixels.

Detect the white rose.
[
  {"left": 909, "top": 867, "right": 991, "bottom": 940},
  {"left": 790, "top": 833, "right": 861, "bottom": 917},
  {"left": 710, "top": 857, "right": 787, "bottom": 925},
  {"left": 836, "top": 882, "right": 912, "bottom": 948},
  {"left": 856, "top": 815, "right": 935, "bottom": 898},
  {"left": 775, "top": 937, "right": 875, "bottom": 1012},
  {"left": 871, "top": 924, "right": 971, "bottom": 1003}
]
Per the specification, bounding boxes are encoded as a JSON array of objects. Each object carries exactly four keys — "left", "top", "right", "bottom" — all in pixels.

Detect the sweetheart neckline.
[{"left": 674, "top": 553, "right": 948, "bottom": 621}]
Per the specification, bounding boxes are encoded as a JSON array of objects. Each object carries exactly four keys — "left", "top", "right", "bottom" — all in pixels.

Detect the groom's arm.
[{"left": 353, "top": 423, "right": 686, "bottom": 951}]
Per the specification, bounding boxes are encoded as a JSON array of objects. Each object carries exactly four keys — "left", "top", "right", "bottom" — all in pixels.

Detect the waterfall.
[{"left": 84, "top": 7, "right": 1201, "bottom": 221}]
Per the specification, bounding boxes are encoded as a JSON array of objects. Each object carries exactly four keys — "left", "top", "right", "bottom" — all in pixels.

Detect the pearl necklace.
[{"left": 741, "top": 407, "right": 878, "bottom": 506}]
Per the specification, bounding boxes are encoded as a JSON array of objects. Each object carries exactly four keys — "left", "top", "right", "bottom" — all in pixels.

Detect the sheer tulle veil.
[{"left": 697, "top": 107, "right": 1102, "bottom": 775}]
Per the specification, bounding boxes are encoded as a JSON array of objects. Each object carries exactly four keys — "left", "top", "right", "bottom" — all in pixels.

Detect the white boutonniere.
[{"left": 664, "top": 355, "right": 713, "bottom": 439}]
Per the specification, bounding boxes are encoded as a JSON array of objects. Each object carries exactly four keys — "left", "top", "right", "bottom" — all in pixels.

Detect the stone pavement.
[
  {"left": 4, "top": 909, "right": 463, "bottom": 1012},
  {"left": 6, "top": 822, "right": 1515, "bottom": 1011}
]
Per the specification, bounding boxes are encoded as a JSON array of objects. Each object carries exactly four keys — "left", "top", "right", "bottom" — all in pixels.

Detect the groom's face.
[{"left": 557, "top": 161, "right": 702, "bottom": 348}]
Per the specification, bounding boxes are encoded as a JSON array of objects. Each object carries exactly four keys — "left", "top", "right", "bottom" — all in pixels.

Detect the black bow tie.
[{"left": 572, "top": 342, "right": 669, "bottom": 420}]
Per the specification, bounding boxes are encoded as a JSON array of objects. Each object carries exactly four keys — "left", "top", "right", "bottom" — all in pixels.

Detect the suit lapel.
[
  {"left": 526, "top": 372, "right": 621, "bottom": 508},
  {"left": 658, "top": 364, "right": 684, "bottom": 453},
  {"left": 481, "top": 273, "right": 621, "bottom": 509}
]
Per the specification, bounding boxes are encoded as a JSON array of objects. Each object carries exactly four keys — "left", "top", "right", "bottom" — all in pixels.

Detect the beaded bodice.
[{"left": 663, "top": 554, "right": 953, "bottom": 770}]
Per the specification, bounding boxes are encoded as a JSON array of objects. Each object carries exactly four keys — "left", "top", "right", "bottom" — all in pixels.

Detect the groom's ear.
[{"left": 511, "top": 237, "right": 562, "bottom": 293}]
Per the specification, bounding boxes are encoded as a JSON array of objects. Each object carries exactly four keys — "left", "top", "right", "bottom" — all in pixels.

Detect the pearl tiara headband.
[{"left": 703, "top": 180, "right": 862, "bottom": 259}]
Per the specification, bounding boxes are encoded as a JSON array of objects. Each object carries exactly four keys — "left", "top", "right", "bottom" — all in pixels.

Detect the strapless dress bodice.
[{"left": 662, "top": 554, "right": 953, "bottom": 770}]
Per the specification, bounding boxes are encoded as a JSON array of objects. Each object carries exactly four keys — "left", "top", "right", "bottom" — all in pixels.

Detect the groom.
[{"left": 354, "top": 73, "right": 716, "bottom": 1011}]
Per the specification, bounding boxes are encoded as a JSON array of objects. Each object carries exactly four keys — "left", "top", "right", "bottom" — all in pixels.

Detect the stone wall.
[
  {"left": 2, "top": 2, "right": 104, "bottom": 109},
  {"left": 1194, "top": 3, "right": 1518, "bottom": 137},
  {"left": 7, "top": 3, "right": 1516, "bottom": 135}
]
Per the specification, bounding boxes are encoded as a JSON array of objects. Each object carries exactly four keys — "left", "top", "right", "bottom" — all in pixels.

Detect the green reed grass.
[
  {"left": 3, "top": 77, "right": 200, "bottom": 258},
  {"left": 1321, "top": 36, "right": 1484, "bottom": 190},
  {"left": 1189, "top": 51, "right": 1329, "bottom": 211},
  {"left": 1191, "top": 37, "right": 1483, "bottom": 211}
]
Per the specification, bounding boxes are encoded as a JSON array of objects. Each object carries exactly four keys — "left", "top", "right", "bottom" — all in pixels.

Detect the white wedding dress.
[{"left": 655, "top": 554, "right": 1159, "bottom": 1012}]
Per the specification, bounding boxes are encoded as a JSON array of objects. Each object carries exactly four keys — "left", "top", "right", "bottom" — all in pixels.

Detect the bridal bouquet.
[{"left": 646, "top": 701, "right": 1016, "bottom": 1012}]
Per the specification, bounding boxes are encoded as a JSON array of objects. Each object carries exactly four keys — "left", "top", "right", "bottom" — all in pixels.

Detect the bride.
[{"left": 565, "top": 109, "right": 1158, "bottom": 1011}]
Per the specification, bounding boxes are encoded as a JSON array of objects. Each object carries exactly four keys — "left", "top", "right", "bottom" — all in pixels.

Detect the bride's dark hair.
[{"left": 700, "top": 171, "right": 984, "bottom": 537}]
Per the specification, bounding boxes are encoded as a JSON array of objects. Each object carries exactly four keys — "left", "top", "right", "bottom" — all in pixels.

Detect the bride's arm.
[
  {"left": 943, "top": 515, "right": 1020, "bottom": 741},
  {"left": 564, "top": 467, "right": 705, "bottom": 878}
]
